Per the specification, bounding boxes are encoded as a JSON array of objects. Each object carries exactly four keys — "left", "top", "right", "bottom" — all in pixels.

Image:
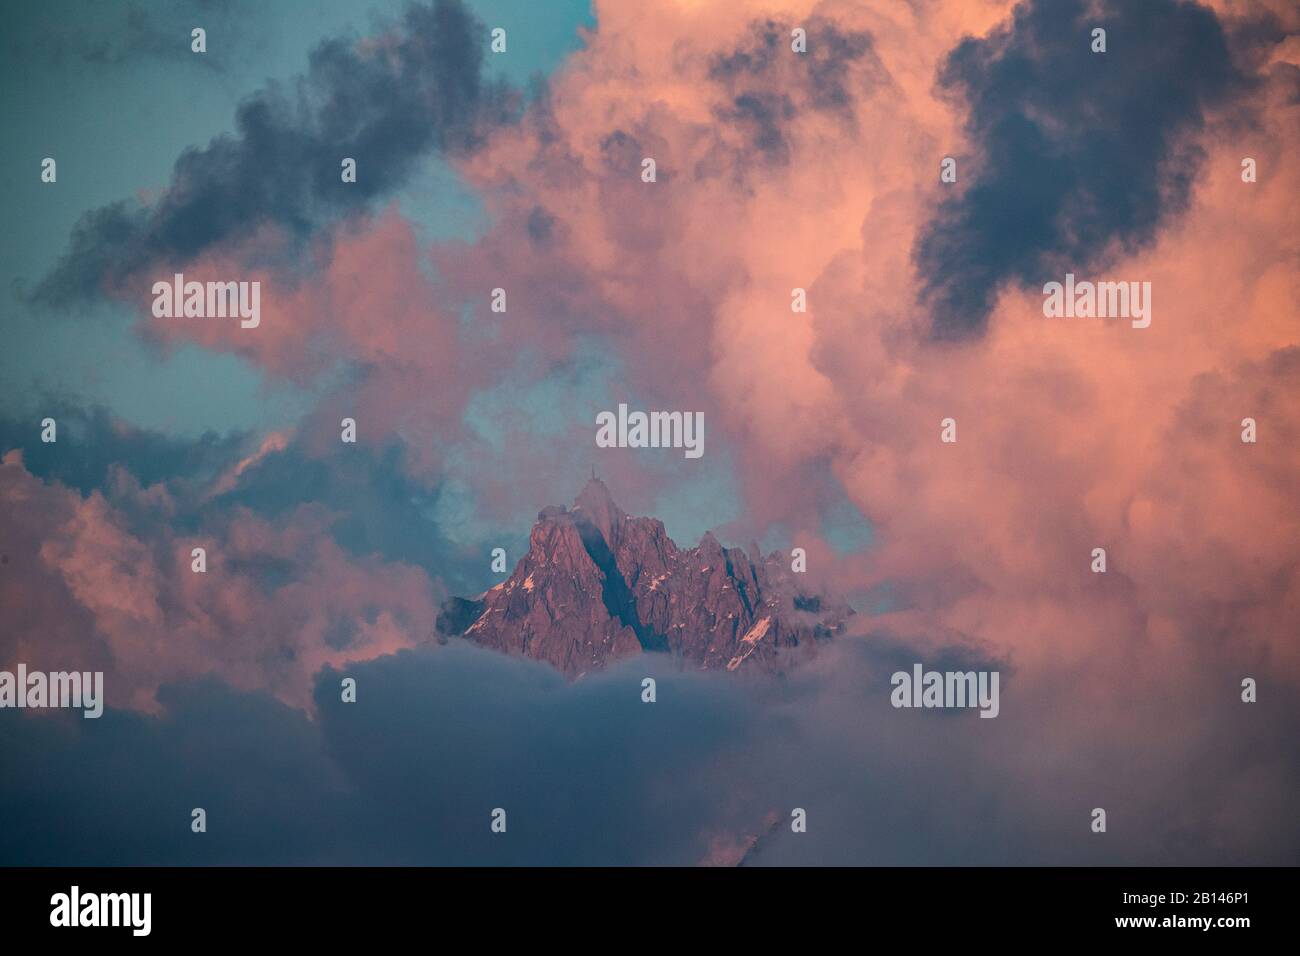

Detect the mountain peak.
[
  {"left": 436, "top": 481, "right": 854, "bottom": 678},
  {"left": 572, "top": 476, "right": 623, "bottom": 542},
  {"left": 574, "top": 475, "right": 617, "bottom": 509}
]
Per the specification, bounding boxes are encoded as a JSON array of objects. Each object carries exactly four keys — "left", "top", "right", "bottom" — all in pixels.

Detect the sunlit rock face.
[{"left": 438, "top": 479, "right": 853, "bottom": 678}]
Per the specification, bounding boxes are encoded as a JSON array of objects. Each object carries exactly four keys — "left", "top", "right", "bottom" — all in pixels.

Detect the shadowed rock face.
[{"left": 437, "top": 479, "right": 853, "bottom": 678}]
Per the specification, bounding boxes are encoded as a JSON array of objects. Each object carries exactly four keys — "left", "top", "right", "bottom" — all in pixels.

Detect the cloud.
[
  {"left": 0, "top": 401, "right": 246, "bottom": 496},
  {"left": 0, "top": 436, "right": 442, "bottom": 712},
  {"left": 1, "top": 639, "right": 1294, "bottom": 865},
  {"left": 121, "top": 207, "right": 481, "bottom": 484},
  {"left": 707, "top": 14, "right": 883, "bottom": 166},
  {"left": 914, "top": 0, "right": 1249, "bottom": 338},
  {"left": 32, "top": 0, "right": 514, "bottom": 305}
]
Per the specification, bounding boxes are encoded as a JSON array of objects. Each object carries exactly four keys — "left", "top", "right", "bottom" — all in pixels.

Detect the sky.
[{"left": 1, "top": 0, "right": 1297, "bottom": 865}]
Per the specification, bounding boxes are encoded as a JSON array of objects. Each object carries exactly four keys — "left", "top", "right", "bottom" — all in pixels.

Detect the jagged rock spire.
[
  {"left": 572, "top": 476, "right": 623, "bottom": 544},
  {"left": 435, "top": 480, "right": 854, "bottom": 678}
]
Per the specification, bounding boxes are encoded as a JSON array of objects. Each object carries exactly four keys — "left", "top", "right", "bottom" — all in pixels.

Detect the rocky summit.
[{"left": 436, "top": 478, "right": 853, "bottom": 677}]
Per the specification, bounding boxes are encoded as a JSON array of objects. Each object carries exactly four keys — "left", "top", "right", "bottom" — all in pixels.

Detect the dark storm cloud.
[
  {"left": 2, "top": 637, "right": 1294, "bottom": 865},
  {"left": 0, "top": 648, "right": 763, "bottom": 865},
  {"left": 0, "top": 401, "right": 246, "bottom": 495},
  {"left": 33, "top": 0, "right": 515, "bottom": 305},
  {"left": 914, "top": 0, "right": 1248, "bottom": 339},
  {"left": 0, "top": 681, "right": 356, "bottom": 866}
]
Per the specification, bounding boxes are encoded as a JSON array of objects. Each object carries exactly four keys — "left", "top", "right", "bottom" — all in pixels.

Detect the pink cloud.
[{"left": 1, "top": 451, "right": 439, "bottom": 711}]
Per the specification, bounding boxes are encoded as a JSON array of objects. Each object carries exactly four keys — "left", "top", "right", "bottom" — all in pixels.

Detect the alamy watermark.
[
  {"left": 1042, "top": 273, "right": 1151, "bottom": 329},
  {"left": 595, "top": 403, "right": 704, "bottom": 459},
  {"left": 0, "top": 665, "right": 103, "bottom": 718},
  {"left": 50, "top": 886, "right": 150, "bottom": 936},
  {"left": 890, "top": 663, "right": 1000, "bottom": 718},
  {"left": 151, "top": 273, "right": 261, "bottom": 329}
]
